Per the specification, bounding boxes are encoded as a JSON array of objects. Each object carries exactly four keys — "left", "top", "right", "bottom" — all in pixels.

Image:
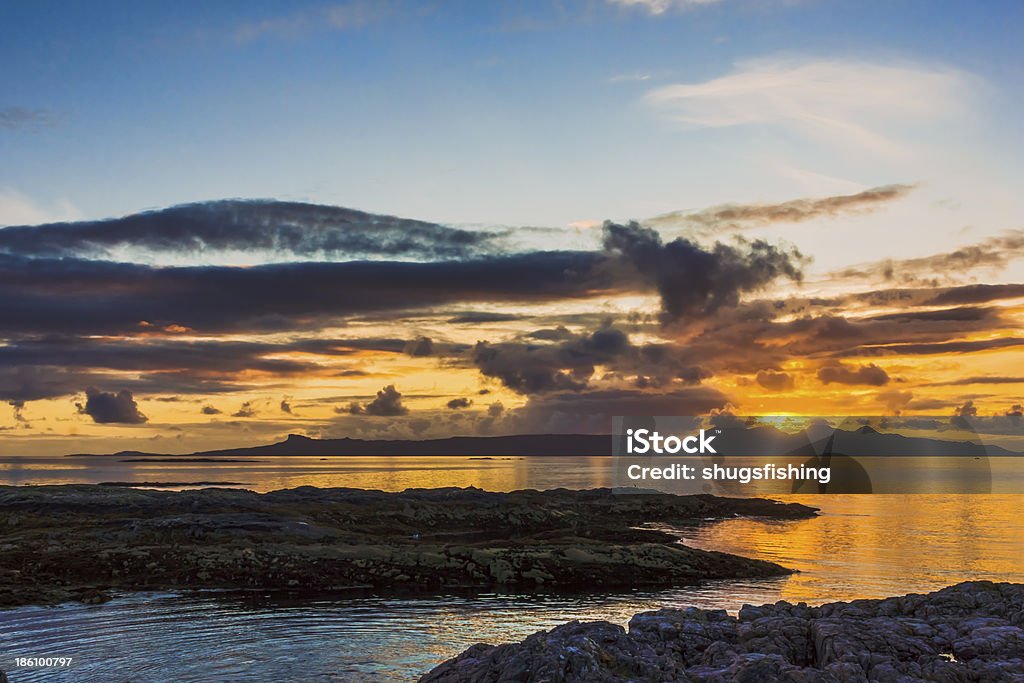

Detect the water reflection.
[{"left": 679, "top": 494, "right": 1024, "bottom": 603}]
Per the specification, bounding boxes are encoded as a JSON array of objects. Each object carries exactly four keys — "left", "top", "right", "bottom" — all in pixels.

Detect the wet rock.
[
  {"left": 0, "top": 485, "right": 816, "bottom": 608},
  {"left": 420, "top": 582, "right": 1024, "bottom": 683}
]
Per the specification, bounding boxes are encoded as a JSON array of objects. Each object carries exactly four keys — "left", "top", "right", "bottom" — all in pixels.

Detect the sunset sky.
[{"left": 1, "top": 0, "right": 1022, "bottom": 455}]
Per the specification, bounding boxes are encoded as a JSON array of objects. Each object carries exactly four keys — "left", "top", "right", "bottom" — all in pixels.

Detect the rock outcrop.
[
  {"left": 421, "top": 581, "right": 1024, "bottom": 682},
  {"left": 0, "top": 485, "right": 816, "bottom": 608}
]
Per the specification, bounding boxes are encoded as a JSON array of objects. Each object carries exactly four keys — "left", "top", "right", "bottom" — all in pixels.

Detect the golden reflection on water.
[{"left": 680, "top": 494, "right": 1024, "bottom": 604}]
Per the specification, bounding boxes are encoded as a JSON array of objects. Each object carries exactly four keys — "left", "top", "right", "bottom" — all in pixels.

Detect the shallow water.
[{"left": 1, "top": 458, "right": 1023, "bottom": 681}]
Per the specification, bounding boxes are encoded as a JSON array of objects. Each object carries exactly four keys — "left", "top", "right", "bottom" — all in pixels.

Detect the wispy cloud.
[
  {"left": 647, "top": 184, "right": 916, "bottom": 233},
  {"left": 608, "top": 0, "right": 724, "bottom": 15},
  {"left": 830, "top": 228, "right": 1024, "bottom": 284},
  {"left": 646, "top": 57, "right": 972, "bottom": 155},
  {"left": 0, "top": 188, "right": 80, "bottom": 228},
  {"left": 0, "top": 106, "right": 63, "bottom": 131},
  {"left": 233, "top": 1, "right": 391, "bottom": 42},
  {"left": 609, "top": 72, "right": 653, "bottom": 83}
]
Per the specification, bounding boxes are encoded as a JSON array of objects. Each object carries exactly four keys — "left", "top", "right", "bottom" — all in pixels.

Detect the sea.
[{"left": 1, "top": 455, "right": 1022, "bottom": 682}]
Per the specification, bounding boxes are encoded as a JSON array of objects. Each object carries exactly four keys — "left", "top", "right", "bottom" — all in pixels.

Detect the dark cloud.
[
  {"left": 755, "top": 369, "right": 794, "bottom": 391},
  {"left": 0, "top": 366, "right": 88, "bottom": 403},
  {"left": 511, "top": 387, "right": 729, "bottom": 434},
  {"left": 446, "top": 397, "right": 472, "bottom": 409},
  {"left": 601, "top": 221, "right": 804, "bottom": 321},
  {"left": 0, "top": 251, "right": 609, "bottom": 336},
  {"left": 201, "top": 405, "right": 222, "bottom": 415},
  {"left": 0, "top": 218, "right": 805, "bottom": 338},
  {"left": 817, "top": 362, "right": 890, "bottom": 386},
  {"left": 487, "top": 401, "right": 505, "bottom": 417},
  {"left": 0, "top": 366, "right": 237, "bottom": 405},
  {"left": 405, "top": 336, "right": 434, "bottom": 357},
  {"left": 471, "top": 325, "right": 632, "bottom": 394},
  {"left": 527, "top": 326, "right": 576, "bottom": 341},
  {"left": 0, "top": 106, "right": 63, "bottom": 130},
  {"left": 348, "top": 385, "right": 408, "bottom": 416},
  {"left": 832, "top": 230, "right": 1024, "bottom": 284},
  {"left": 232, "top": 402, "right": 256, "bottom": 418},
  {"left": 0, "top": 200, "right": 502, "bottom": 261},
  {"left": 925, "top": 283, "right": 1024, "bottom": 306},
  {"left": 76, "top": 387, "right": 147, "bottom": 424},
  {"left": 1007, "top": 404, "right": 1023, "bottom": 417},
  {"left": 904, "top": 398, "right": 952, "bottom": 411},
  {"left": 954, "top": 400, "right": 978, "bottom": 418},
  {"left": 648, "top": 185, "right": 915, "bottom": 233},
  {"left": 867, "top": 306, "right": 995, "bottom": 323},
  {"left": 845, "top": 337, "right": 1024, "bottom": 357},
  {"left": 10, "top": 400, "right": 27, "bottom": 423},
  {"left": 280, "top": 398, "right": 293, "bottom": 414},
  {"left": 923, "top": 376, "right": 1024, "bottom": 387},
  {"left": 951, "top": 399, "right": 979, "bottom": 429},
  {"left": 447, "top": 312, "right": 524, "bottom": 324},
  {"left": 0, "top": 337, "right": 323, "bottom": 374}
]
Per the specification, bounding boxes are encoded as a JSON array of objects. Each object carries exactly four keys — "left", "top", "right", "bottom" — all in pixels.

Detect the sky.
[{"left": 1, "top": 0, "right": 1023, "bottom": 454}]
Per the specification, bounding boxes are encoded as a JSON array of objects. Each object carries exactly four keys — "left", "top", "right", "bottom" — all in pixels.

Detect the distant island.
[{"left": 65, "top": 426, "right": 1021, "bottom": 458}]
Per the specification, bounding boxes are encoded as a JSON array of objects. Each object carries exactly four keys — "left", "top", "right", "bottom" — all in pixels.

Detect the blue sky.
[
  {"left": 3, "top": 1, "right": 1024, "bottom": 453},
  {"left": 1, "top": 0, "right": 1022, "bottom": 247}
]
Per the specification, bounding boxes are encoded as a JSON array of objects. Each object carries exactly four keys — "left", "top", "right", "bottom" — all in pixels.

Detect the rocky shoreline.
[
  {"left": 0, "top": 485, "right": 816, "bottom": 608},
  {"left": 421, "top": 581, "right": 1024, "bottom": 682}
]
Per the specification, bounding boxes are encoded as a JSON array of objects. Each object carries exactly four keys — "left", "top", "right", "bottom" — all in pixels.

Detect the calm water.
[{"left": 2, "top": 456, "right": 1023, "bottom": 682}]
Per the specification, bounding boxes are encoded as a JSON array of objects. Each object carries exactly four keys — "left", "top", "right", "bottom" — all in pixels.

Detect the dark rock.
[
  {"left": 0, "top": 485, "right": 816, "bottom": 608},
  {"left": 419, "top": 582, "right": 1024, "bottom": 683}
]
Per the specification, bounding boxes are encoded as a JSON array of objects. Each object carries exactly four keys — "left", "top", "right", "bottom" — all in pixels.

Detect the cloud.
[
  {"left": 0, "top": 337, "right": 326, "bottom": 375},
  {"left": 512, "top": 387, "right": 729, "bottom": 433},
  {"left": 609, "top": 73, "right": 653, "bottom": 83},
  {"left": 76, "top": 388, "right": 148, "bottom": 424},
  {"left": 925, "top": 284, "right": 1024, "bottom": 306},
  {"left": 647, "top": 184, "right": 915, "bottom": 233},
  {"left": 817, "top": 361, "right": 890, "bottom": 386},
  {"left": 954, "top": 400, "right": 978, "bottom": 417},
  {"left": 0, "top": 199, "right": 501, "bottom": 263},
  {"left": 405, "top": 336, "right": 434, "bottom": 357},
  {"left": 601, "top": 221, "right": 804, "bottom": 321},
  {"left": 0, "top": 251, "right": 604, "bottom": 336},
  {"left": 755, "top": 369, "right": 794, "bottom": 391},
  {"left": 832, "top": 229, "right": 1024, "bottom": 284},
  {"left": 233, "top": 1, "right": 391, "bottom": 42},
  {"left": 0, "top": 220, "right": 804, "bottom": 337},
  {"left": 923, "top": 376, "right": 1024, "bottom": 387},
  {"left": 607, "top": 0, "right": 723, "bottom": 14},
  {"left": 348, "top": 385, "right": 408, "bottom": 416},
  {"left": 646, "top": 57, "right": 970, "bottom": 154},
  {"left": 447, "top": 312, "right": 524, "bottom": 324},
  {"left": 446, "top": 397, "right": 472, "bottom": 409},
  {"left": 469, "top": 322, "right": 717, "bottom": 396},
  {"left": 0, "top": 107, "right": 63, "bottom": 130},
  {"left": 471, "top": 326, "right": 629, "bottom": 394},
  {"left": 0, "top": 188, "right": 79, "bottom": 227},
  {"left": 280, "top": 398, "right": 293, "bottom": 414},
  {"left": 201, "top": 405, "right": 222, "bottom": 415},
  {"left": 877, "top": 389, "right": 913, "bottom": 414},
  {"left": 232, "top": 402, "right": 256, "bottom": 418},
  {"left": 846, "top": 337, "right": 1024, "bottom": 357}
]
